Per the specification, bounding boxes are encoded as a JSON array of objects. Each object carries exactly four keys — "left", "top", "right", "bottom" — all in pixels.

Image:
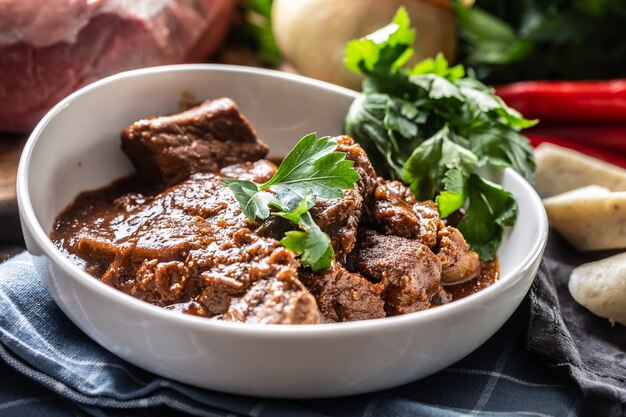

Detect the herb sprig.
[
  {"left": 344, "top": 7, "right": 536, "bottom": 259},
  {"left": 223, "top": 133, "right": 359, "bottom": 271}
]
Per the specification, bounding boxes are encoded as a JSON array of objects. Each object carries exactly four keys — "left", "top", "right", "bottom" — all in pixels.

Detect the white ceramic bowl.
[{"left": 17, "top": 65, "right": 548, "bottom": 398}]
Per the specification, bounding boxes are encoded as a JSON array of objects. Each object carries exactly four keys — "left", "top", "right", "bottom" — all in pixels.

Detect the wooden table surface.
[{"left": 0, "top": 134, "right": 26, "bottom": 259}]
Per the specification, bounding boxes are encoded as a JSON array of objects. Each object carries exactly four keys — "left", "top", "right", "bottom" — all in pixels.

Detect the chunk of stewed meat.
[
  {"left": 437, "top": 226, "right": 480, "bottom": 284},
  {"left": 354, "top": 229, "right": 450, "bottom": 315},
  {"left": 220, "top": 159, "right": 277, "bottom": 184},
  {"left": 121, "top": 98, "right": 268, "bottom": 185},
  {"left": 195, "top": 272, "right": 246, "bottom": 316},
  {"left": 76, "top": 234, "right": 120, "bottom": 265},
  {"left": 367, "top": 180, "right": 417, "bottom": 237},
  {"left": 223, "top": 275, "right": 320, "bottom": 324},
  {"left": 413, "top": 200, "right": 441, "bottom": 248},
  {"left": 134, "top": 260, "right": 191, "bottom": 302},
  {"left": 310, "top": 189, "right": 363, "bottom": 259},
  {"left": 367, "top": 179, "right": 441, "bottom": 247},
  {"left": 299, "top": 262, "right": 385, "bottom": 323},
  {"left": 309, "top": 137, "right": 378, "bottom": 259},
  {"left": 332, "top": 135, "right": 378, "bottom": 199},
  {"left": 57, "top": 172, "right": 316, "bottom": 320}
]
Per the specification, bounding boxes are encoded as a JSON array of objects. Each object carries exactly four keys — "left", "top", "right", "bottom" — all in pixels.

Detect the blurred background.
[{"left": 1, "top": 0, "right": 626, "bottom": 256}]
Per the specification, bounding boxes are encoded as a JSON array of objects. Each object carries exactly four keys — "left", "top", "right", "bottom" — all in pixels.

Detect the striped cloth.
[{"left": 0, "top": 252, "right": 584, "bottom": 417}]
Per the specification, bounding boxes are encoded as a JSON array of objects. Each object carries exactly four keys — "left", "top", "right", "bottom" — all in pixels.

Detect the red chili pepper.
[
  {"left": 496, "top": 80, "right": 626, "bottom": 123},
  {"left": 496, "top": 80, "right": 626, "bottom": 167}
]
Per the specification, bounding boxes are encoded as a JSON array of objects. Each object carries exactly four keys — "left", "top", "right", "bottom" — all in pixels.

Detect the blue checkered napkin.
[{"left": 0, "top": 252, "right": 580, "bottom": 417}]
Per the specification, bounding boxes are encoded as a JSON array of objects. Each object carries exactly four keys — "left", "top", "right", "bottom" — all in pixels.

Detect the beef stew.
[{"left": 51, "top": 98, "right": 498, "bottom": 324}]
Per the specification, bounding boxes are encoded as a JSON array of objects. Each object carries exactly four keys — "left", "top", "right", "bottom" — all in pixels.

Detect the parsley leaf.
[
  {"left": 457, "top": 175, "right": 517, "bottom": 260},
  {"left": 221, "top": 178, "right": 279, "bottom": 221},
  {"left": 345, "top": 93, "right": 407, "bottom": 179},
  {"left": 468, "top": 125, "right": 536, "bottom": 184},
  {"left": 403, "top": 126, "right": 477, "bottom": 200},
  {"left": 275, "top": 195, "right": 335, "bottom": 271},
  {"left": 274, "top": 192, "right": 313, "bottom": 223},
  {"left": 436, "top": 169, "right": 468, "bottom": 218},
  {"left": 344, "top": 7, "right": 415, "bottom": 77},
  {"left": 280, "top": 212, "right": 335, "bottom": 272},
  {"left": 409, "top": 73, "right": 463, "bottom": 101},
  {"left": 223, "top": 133, "right": 359, "bottom": 271},
  {"left": 411, "top": 52, "right": 465, "bottom": 81},
  {"left": 264, "top": 133, "right": 359, "bottom": 211}
]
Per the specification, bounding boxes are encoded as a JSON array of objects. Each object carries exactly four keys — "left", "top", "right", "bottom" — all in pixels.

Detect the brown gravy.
[
  {"left": 52, "top": 174, "right": 499, "bottom": 310},
  {"left": 446, "top": 259, "right": 499, "bottom": 301}
]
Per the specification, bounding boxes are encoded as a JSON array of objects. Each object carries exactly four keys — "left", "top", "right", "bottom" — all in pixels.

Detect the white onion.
[{"left": 272, "top": 0, "right": 457, "bottom": 89}]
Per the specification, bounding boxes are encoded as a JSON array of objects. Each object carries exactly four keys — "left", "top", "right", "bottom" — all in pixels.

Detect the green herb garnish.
[
  {"left": 343, "top": 7, "right": 536, "bottom": 260},
  {"left": 223, "top": 133, "right": 359, "bottom": 271},
  {"left": 455, "top": 0, "right": 626, "bottom": 83}
]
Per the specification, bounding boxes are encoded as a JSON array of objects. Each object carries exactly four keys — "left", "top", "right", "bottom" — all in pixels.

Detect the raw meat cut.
[{"left": 0, "top": 0, "right": 235, "bottom": 132}]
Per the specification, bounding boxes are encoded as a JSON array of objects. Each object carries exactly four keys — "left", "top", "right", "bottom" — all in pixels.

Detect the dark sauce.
[{"left": 446, "top": 259, "right": 499, "bottom": 301}]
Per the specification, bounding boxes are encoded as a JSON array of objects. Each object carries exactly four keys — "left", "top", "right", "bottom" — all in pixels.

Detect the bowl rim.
[{"left": 17, "top": 63, "right": 549, "bottom": 337}]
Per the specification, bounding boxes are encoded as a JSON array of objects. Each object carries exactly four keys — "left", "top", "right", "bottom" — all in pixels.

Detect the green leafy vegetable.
[
  {"left": 402, "top": 125, "right": 477, "bottom": 200},
  {"left": 274, "top": 195, "right": 335, "bottom": 271},
  {"left": 279, "top": 213, "right": 335, "bottom": 272},
  {"left": 468, "top": 125, "right": 535, "bottom": 183},
  {"left": 344, "top": 6, "right": 415, "bottom": 77},
  {"left": 455, "top": 0, "right": 626, "bottom": 83},
  {"left": 457, "top": 175, "right": 517, "bottom": 260},
  {"left": 436, "top": 169, "right": 468, "bottom": 218},
  {"left": 410, "top": 53, "right": 465, "bottom": 81},
  {"left": 344, "top": 7, "right": 535, "bottom": 259},
  {"left": 345, "top": 94, "right": 410, "bottom": 179},
  {"left": 242, "top": 0, "right": 281, "bottom": 67},
  {"left": 221, "top": 178, "right": 279, "bottom": 221},
  {"left": 223, "top": 133, "right": 359, "bottom": 271},
  {"left": 263, "top": 133, "right": 360, "bottom": 210}
]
